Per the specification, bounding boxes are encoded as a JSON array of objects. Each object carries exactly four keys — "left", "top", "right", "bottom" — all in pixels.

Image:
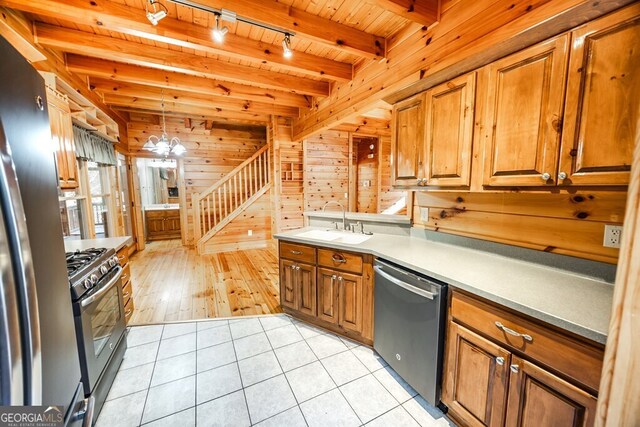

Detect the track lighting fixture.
[
  {"left": 282, "top": 33, "right": 293, "bottom": 59},
  {"left": 145, "top": 0, "right": 168, "bottom": 26},
  {"left": 212, "top": 14, "right": 229, "bottom": 43}
]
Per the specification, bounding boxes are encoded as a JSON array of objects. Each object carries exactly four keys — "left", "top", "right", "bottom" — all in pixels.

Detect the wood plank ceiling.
[{"left": 0, "top": 0, "right": 439, "bottom": 126}]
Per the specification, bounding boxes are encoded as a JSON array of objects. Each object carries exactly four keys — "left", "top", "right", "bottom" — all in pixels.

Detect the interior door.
[
  {"left": 424, "top": 72, "right": 476, "bottom": 187},
  {"left": 392, "top": 94, "right": 425, "bottom": 187},
  {"left": 483, "top": 35, "right": 569, "bottom": 187},
  {"left": 559, "top": 8, "right": 640, "bottom": 186},
  {"left": 505, "top": 356, "right": 597, "bottom": 427},
  {"left": 442, "top": 322, "right": 511, "bottom": 427},
  {"left": 317, "top": 268, "right": 339, "bottom": 324},
  {"left": 338, "top": 271, "right": 363, "bottom": 334}
]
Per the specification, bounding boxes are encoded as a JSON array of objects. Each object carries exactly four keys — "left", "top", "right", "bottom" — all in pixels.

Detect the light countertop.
[
  {"left": 275, "top": 227, "right": 613, "bottom": 345},
  {"left": 144, "top": 204, "right": 180, "bottom": 211},
  {"left": 64, "top": 236, "right": 133, "bottom": 253}
]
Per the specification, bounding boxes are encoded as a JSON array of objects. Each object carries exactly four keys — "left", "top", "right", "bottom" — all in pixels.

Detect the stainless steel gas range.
[{"left": 66, "top": 248, "right": 127, "bottom": 418}]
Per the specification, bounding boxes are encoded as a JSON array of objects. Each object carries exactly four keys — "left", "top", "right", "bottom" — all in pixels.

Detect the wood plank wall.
[
  {"left": 412, "top": 191, "right": 627, "bottom": 264},
  {"left": 303, "top": 130, "right": 351, "bottom": 212},
  {"left": 271, "top": 117, "right": 304, "bottom": 232},
  {"left": 128, "top": 118, "right": 267, "bottom": 246}
]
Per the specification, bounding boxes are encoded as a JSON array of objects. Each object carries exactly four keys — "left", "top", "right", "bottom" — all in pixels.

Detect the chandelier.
[{"left": 142, "top": 90, "right": 187, "bottom": 156}]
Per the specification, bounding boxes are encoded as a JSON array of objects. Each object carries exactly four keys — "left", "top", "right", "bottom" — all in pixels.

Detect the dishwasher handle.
[{"left": 374, "top": 265, "right": 436, "bottom": 300}]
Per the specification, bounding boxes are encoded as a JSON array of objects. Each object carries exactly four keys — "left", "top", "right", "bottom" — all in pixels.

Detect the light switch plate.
[
  {"left": 420, "top": 207, "right": 429, "bottom": 222},
  {"left": 603, "top": 224, "right": 623, "bottom": 248}
]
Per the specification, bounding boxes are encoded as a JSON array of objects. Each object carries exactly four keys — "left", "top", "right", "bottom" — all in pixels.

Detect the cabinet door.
[
  {"left": 47, "top": 93, "right": 79, "bottom": 189},
  {"left": 559, "top": 7, "right": 640, "bottom": 186},
  {"left": 442, "top": 322, "right": 511, "bottom": 427},
  {"left": 392, "top": 94, "right": 425, "bottom": 187},
  {"left": 296, "top": 263, "right": 316, "bottom": 317},
  {"left": 505, "top": 356, "right": 597, "bottom": 427},
  {"left": 483, "top": 35, "right": 569, "bottom": 187},
  {"left": 424, "top": 72, "right": 476, "bottom": 187},
  {"left": 337, "top": 272, "right": 363, "bottom": 334},
  {"left": 279, "top": 260, "right": 296, "bottom": 310},
  {"left": 317, "top": 268, "right": 339, "bottom": 324}
]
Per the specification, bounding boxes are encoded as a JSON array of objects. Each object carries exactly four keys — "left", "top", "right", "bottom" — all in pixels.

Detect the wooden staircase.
[{"left": 192, "top": 144, "right": 271, "bottom": 253}]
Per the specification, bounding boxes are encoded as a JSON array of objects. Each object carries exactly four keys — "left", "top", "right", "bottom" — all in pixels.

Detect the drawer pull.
[
  {"left": 125, "top": 309, "right": 132, "bottom": 317},
  {"left": 331, "top": 254, "right": 347, "bottom": 263},
  {"left": 495, "top": 321, "right": 533, "bottom": 342},
  {"left": 123, "top": 292, "right": 130, "bottom": 299},
  {"left": 495, "top": 356, "right": 505, "bottom": 366},
  {"left": 290, "top": 250, "right": 303, "bottom": 255},
  {"left": 510, "top": 364, "right": 520, "bottom": 374},
  {"left": 122, "top": 274, "right": 128, "bottom": 281},
  {"left": 118, "top": 255, "right": 126, "bottom": 260}
]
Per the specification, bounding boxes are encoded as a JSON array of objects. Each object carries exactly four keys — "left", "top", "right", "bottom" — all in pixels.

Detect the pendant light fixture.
[{"left": 143, "top": 90, "right": 187, "bottom": 157}]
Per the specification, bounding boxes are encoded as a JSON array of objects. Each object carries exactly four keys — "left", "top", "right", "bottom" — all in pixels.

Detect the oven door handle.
[{"left": 80, "top": 266, "right": 123, "bottom": 308}]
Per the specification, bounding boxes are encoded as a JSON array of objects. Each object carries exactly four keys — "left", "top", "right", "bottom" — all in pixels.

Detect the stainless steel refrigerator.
[{"left": 0, "top": 37, "right": 93, "bottom": 425}]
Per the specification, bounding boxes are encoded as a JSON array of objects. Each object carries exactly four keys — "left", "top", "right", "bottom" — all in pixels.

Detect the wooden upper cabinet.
[
  {"left": 505, "top": 356, "right": 597, "bottom": 427},
  {"left": 442, "top": 321, "right": 511, "bottom": 427},
  {"left": 424, "top": 72, "right": 477, "bottom": 187},
  {"left": 559, "top": 7, "right": 640, "bottom": 186},
  {"left": 392, "top": 94, "right": 425, "bottom": 187},
  {"left": 483, "top": 35, "right": 569, "bottom": 187},
  {"left": 46, "top": 88, "right": 78, "bottom": 189}
]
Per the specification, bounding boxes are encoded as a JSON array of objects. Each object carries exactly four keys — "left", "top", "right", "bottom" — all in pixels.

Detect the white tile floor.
[{"left": 96, "top": 314, "right": 455, "bottom": 427}]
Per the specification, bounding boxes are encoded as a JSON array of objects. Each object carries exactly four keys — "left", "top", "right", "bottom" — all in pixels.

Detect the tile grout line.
[
  {"left": 259, "top": 317, "right": 309, "bottom": 427},
  {"left": 137, "top": 324, "right": 164, "bottom": 427},
  {"left": 229, "top": 322, "right": 253, "bottom": 426}
]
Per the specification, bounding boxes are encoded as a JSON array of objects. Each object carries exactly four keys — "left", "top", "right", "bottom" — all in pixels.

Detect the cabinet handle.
[
  {"left": 123, "top": 292, "right": 130, "bottom": 299},
  {"left": 118, "top": 255, "right": 125, "bottom": 260},
  {"left": 290, "top": 250, "right": 303, "bottom": 255},
  {"left": 495, "top": 321, "right": 533, "bottom": 342},
  {"left": 421, "top": 178, "right": 428, "bottom": 185},
  {"left": 541, "top": 172, "right": 551, "bottom": 181},
  {"left": 558, "top": 171, "right": 567, "bottom": 180},
  {"left": 290, "top": 264, "right": 296, "bottom": 270},
  {"left": 496, "top": 356, "right": 505, "bottom": 366},
  {"left": 331, "top": 254, "right": 347, "bottom": 264},
  {"left": 416, "top": 179, "right": 422, "bottom": 186},
  {"left": 337, "top": 276, "right": 343, "bottom": 282},
  {"left": 125, "top": 309, "right": 133, "bottom": 317},
  {"left": 122, "top": 274, "right": 128, "bottom": 282},
  {"left": 295, "top": 266, "right": 300, "bottom": 271},
  {"left": 510, "top": 364, "right": 519, "bottom": 374}
]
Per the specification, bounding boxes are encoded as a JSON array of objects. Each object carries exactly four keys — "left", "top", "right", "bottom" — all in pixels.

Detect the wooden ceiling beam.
[
  {"left": 183, "top": 0, "right": 385, "bottom": 59},
  {"left": 34, "top": 23, "right": 329, "bottom": 97},
  {"left": 364, "top": 0, "right": 440, "bottom": 27},
  {"left": 112, "top": 101, "right": 270, "bottom": 124},
  {"left": 0, "top": 0, "right": 353, "bottom": 81},
  {"left": 66, "top": 56, "right": 309, "bottom": 108},
  {"left": 90, "top": 78, "right": 299, "bottom": 117},
  {"left": 116, "top": 108, "right": 268, "bottom": 127}
]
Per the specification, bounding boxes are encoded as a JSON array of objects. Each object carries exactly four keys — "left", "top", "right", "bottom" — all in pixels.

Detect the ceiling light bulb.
[
  {"left": 171, "top": 143, "right": 187, "bottom": 156},
  {"left": 143, "top": 140, "right": 156, "bottom": 151},
  {"left": 213, "top": 15, "right": 229, "bottom": 43},
  {"left": 282, "top": 34, "right": 293, "bottom": 58}
]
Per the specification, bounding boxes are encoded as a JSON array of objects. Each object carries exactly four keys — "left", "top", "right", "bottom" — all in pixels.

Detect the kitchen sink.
[{"left": 295, "top": 229, "right": 372, "bottom": 245}]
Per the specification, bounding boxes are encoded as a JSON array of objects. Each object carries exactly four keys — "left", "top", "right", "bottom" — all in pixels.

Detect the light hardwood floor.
[{"left": 128, "top": 239, "right": 282, "bottom": 325}]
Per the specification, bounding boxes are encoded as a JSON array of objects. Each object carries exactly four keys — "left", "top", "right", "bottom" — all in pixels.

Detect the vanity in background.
[{"left": 145, "top": 204, "right": 181, "bottom": 241}]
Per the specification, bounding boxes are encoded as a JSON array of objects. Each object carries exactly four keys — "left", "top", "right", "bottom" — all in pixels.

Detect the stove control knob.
[
  {"left": 100, "top": 265, "right": 109, "bottom": 274},
  {"left": 83, "top": 279, "right": 92, "bottom": 289},
  {"left": 108, "top": 258, "right": 116, "bottom": 267},
  {"left": 112, "top": 256, "right": 120, "bottom": 266},
  {"left": 90, "top": 274, "right": 98, "bottom": 284}
]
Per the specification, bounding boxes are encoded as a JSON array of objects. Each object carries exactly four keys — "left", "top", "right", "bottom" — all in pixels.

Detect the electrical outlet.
[
  {"left": 420, "top": 207, "right": 429, "bottom": 222},
  {"left": 247, "top": 229, "right": 253, "bottom": 236},
  {"left": 603, "top": 224, "right": 623, "bottom": 248}
]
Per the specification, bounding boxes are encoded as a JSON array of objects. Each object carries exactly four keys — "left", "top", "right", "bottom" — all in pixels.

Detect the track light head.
[
  {"left": 213, "top": 14, "right": 229, "bottom": 42},
  {"left": 282, "top": 34, "right": 293, "bottom": 58},
  {"left": 145, "top": 0, "right": 168, "bottom": 26}
]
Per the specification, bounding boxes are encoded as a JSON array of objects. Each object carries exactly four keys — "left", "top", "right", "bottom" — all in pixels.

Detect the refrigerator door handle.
[
  {"left": 0, "top": 122, "right": 42, "bottom": 405},
  {"left": 75, "top": 396, "right": 95, "bottom": 427}
]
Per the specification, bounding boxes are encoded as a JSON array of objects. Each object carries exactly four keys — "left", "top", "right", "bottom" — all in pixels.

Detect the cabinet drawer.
[
  {"left": 280, "top": 242, "right": 316, "bottom": 264},
  {"left": 318, "top": 249, "right": 363, "bottom": 274},
  {"left": 121, "top": 263, "right": 131, "bottom": 286},
  {"left": 124, "top": 297, "right": 134, "bottom": 324},
  {"left": 122, "top": 280, "right": 133, "bottom": 307},
  {"left": 117, "top": 246, "right": 129, "bottom": 266},
  {"left": 450, "top": 291, "right": 603, "bottom": 392}
]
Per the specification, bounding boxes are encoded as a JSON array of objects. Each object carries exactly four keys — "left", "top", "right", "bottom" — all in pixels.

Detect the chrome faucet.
[{"left": 322, "top": 201, "right": 346, "bottom": 231}]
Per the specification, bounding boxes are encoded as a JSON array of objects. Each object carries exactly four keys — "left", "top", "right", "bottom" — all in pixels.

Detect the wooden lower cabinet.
[
  {"left": 505, "top": 357, "right": 597, "bottom": 427},
  {"left": 279, "top": 241, "right": 373, "bottom": 344},
  {"left": 117, "top": 245, "right": 135, "bottom": 324},
  {"left": 146, "top": 209, "right": 181, "bottom": 241},
  {"left": 442, "top": 292, "right": 602, "bottom": 427},
  {"left": 442, "top": 322, "right": 510, "bottom": 427}
]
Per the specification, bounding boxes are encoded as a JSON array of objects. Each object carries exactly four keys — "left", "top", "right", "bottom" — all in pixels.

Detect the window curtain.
[{"left": 72, "top": 125, "right": 117, "bottom": 166}]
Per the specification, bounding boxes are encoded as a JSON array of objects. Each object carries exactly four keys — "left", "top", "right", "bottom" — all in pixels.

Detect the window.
[
  {"left": 87, "top": 161, "right": 114, "bottom": 238},
  {"left": 59, "top": 189, "right": 89, "bottom": 240},
  {"left": 117, "top": 154, "right": 133, "bottom": 237}
]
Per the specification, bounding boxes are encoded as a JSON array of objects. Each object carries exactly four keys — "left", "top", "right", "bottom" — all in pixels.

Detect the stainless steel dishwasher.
[{"left": 373, "top": 259, "right": 448, "bottom": 407}]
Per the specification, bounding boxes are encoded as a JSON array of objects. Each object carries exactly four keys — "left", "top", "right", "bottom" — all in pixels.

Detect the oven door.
[{"left": 75, "top": 266, "right": 125, "bottom": 394}]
